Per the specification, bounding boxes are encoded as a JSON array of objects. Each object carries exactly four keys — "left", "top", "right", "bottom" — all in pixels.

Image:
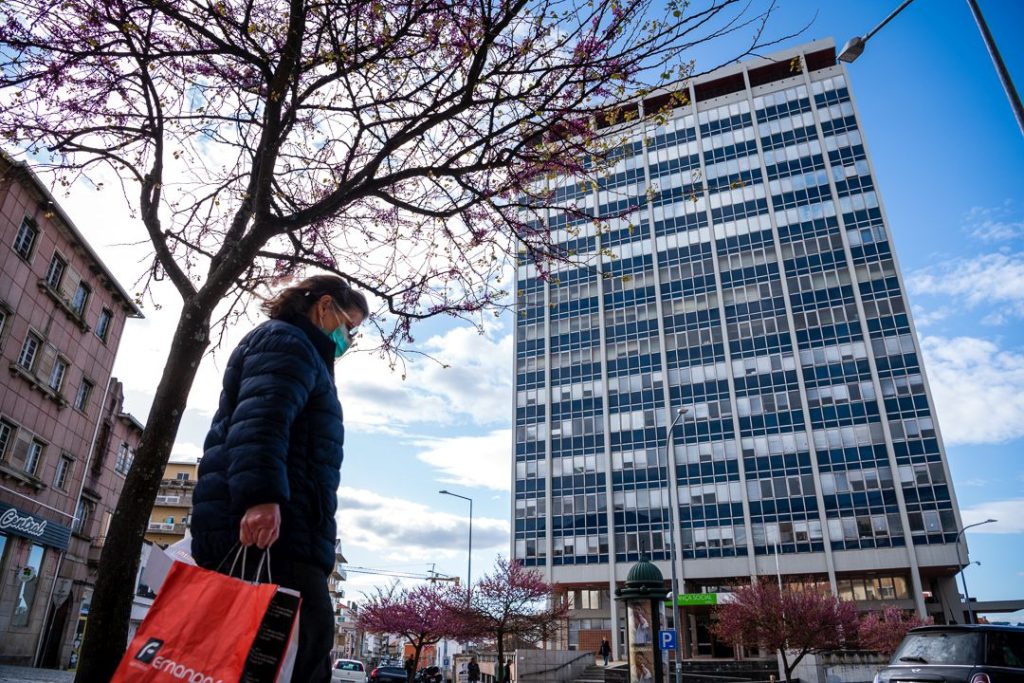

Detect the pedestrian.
[
  {"left": 406, "top": 656, "right": 417, "bottom": 682},
  {"left": 467, "top": 657, "right": 481, "bottom": 683},
  {"left": 190, "top": 274, "right": 368, "bottom": 683},
  {"left": 599, "top": 637, "right": 611, "bottom": 666},
  {"left": 502, "top": 658, "right": 513, "bottom": 682}
]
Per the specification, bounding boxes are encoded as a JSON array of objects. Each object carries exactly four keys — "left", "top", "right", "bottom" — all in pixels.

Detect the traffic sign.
[{"left": 658, "top": 628, "right": 677, "bottom": 651}]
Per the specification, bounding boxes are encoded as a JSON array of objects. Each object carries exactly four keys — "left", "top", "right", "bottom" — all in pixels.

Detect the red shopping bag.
[{"left": 113, "top": 560, "right": 300, "bottom": 683}]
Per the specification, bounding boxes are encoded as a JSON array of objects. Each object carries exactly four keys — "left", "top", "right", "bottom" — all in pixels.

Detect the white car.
[{"left": 332, "top": 659, "right": 368, "bottom": 683}]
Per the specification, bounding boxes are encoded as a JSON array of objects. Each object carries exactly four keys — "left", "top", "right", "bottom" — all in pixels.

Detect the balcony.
[
  {"left": 147, "top": 522, "right": 187, "bottom": 534},
  {"left": 159, "top": 478, "right": 197, "bottom": 489},
  {"left": 154, "top": 494, "right": 193, "bottom": 508}
]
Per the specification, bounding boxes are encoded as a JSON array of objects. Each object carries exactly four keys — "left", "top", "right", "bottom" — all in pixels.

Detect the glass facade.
[{"left": 512, "top": 42, "right": 960, "bottom": 614}]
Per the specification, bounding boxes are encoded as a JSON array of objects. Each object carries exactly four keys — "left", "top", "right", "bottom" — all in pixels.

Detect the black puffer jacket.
[{"left": 190, "top": 315, "right": 343, "bottom": 575}]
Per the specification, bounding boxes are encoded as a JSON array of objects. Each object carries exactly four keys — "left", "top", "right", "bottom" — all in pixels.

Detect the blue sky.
[{"left": 55, "top": 0, "right": 1023, "bottom": 613}]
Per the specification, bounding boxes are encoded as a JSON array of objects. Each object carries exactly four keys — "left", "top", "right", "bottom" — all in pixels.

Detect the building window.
[
  {"left": 95, "top": 308, "right": 112, "bottom": 342},
  {"left": 0, "top": 308, "right": 7, "bottom": 344},
  {"left": 13, "top": 217, "right": 38, "bottom": 261},
  {"left": 24, "top": 438, "right": 45, "bottom": 476},
  {"left": 115, "top": 442, "right": 133, "bottom": 475},
  {"left": 48, "top": 357, "right": 69, "bottom": 393},
  {"left": 11, "top": 544, "right": 45, "bottom": 627},
  {"left": 0, "top": 419, "right": 14, "bottom": 461},
  {"left": 16, "top": 333, "right": 41, "bottom": 371},
  {"left": 176, "top": 472, "right": 190, "bottom": 481},
  {"left": 72, "top": 498, "right": 94, "bottom": 536},
  {"left": 44, "top": 253, "right": 66, "bottom": 290},
  {"left": 71, "top": 282, "right": 91, "bottom": 316},
  {"left": 54, "top": 454, "right": 74, "bottom": 490},
  {"left": 74, "top": 379, "right": 94, "bottom": 412}
]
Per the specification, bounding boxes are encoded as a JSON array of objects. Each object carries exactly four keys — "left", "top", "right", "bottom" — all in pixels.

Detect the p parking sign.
[{"left": 658, "top": 629, "right": 677, "bottom": 651}]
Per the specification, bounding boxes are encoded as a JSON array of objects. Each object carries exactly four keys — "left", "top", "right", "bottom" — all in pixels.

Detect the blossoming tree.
[
  {"left": 458, "top": 557, "right": 568, "bottom": 676},
  {"left": 713, "top": 581, "right": 860, "bottom": 682},
  {"left": 358, "top": 582, "right": 471, "bottom": 682}
]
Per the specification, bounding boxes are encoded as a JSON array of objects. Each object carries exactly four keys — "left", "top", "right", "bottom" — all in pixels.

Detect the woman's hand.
[{"left": 240, "top": 502, "right": 281, "bottom": 549}]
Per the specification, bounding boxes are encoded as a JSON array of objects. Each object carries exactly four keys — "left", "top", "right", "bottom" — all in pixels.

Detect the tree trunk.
[
  {"left": 410, "top": 641, "right": 423, "bottom": 683},
  {"left": 780, "top": 648, "right": 808, "bottom": 683},
  {"left": 495, "top": 630, "right": 505, "bottom": 683},
  {"left": 74, "top": 302, "right": 211, "bottom": 683}
]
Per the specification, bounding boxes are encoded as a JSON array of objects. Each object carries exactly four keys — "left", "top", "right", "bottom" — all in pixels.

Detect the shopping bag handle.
[{"left": 222, "top": 545, "right": 274, "bottom": 585}]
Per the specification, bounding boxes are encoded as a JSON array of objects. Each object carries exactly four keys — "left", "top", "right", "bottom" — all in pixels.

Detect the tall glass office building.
[{"left": 512, "top": 39, "right": 967, "bottom": 658}]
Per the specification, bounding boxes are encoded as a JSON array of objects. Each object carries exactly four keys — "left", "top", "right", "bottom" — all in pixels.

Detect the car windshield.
[
  {"left": 336, "top": 662, "right": 363, "bottom": 671},
  {"left": 893, "top": 631, "right": 982, "bottom": 664}
]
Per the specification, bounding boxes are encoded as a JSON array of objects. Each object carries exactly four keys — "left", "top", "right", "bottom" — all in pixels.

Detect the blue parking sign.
[{"left": 658, "top": 628, "right": 677, "bottom": 651}]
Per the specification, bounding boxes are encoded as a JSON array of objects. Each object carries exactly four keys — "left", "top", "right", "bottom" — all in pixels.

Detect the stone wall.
[{"left": 787, "top": 651, "right": 888, "bottom": 683}]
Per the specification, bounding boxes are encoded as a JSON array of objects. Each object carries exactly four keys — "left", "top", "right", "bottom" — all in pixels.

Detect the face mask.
[{"left": 329, "top": 327, "right": 350, "bottom": 359}]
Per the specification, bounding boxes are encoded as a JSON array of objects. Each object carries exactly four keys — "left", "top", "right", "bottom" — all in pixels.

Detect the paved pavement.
[{"left": 0, "top": 667, "right": 74, "bottom": 683}]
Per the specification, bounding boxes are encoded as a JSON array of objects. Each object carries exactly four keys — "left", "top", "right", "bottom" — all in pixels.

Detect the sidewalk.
[{"left": 0, "top": 667, "right": 74, "bottom": 683}]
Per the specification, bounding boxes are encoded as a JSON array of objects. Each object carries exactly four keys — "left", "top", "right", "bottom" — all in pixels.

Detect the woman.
[{"left": 190, "top": 274, "right": 368, "bottom": 682}]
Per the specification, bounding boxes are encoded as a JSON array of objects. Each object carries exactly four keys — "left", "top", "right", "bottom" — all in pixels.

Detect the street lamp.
[
  {"left": 954, "top": 518, "right": 996, "bottom": 624},
  {"left": 439, "top": 490, "right": 473, "bottom": 590},
  {"left": 839, "top": 0, "right": 1024, "bottom": 137},
  {"left": 665, "top": 407, "right": 688, "bottom": 683}
]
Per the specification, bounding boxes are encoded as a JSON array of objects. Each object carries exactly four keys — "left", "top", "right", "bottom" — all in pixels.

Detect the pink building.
[{"left": 0, "top": 152, "right": 144, "bottom": 667}]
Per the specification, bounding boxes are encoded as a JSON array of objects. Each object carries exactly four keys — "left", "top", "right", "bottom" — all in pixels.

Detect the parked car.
[
  {"left": 369, "top": 665, "right": 409, "bottom": 683},
  {"left": 333, "top": 659, "right": 368, "bottom": 683},
  {"left": 874, "top": 624, "right": 1024, "bottom": 683},
  {"left": 416, "top": 666, "right": 443, "bottom": 683}
]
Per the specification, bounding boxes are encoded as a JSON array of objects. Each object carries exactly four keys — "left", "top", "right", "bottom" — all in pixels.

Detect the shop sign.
[
  {"left": 0, "top": 502, "right": 71, "bottom": 550},
  {"left": 666, "top": 592, "right": 735, "bottom": 606}
]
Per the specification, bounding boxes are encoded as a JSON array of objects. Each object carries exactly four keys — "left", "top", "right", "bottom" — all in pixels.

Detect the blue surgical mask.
[{"left": 329, "top": 327, "right": 350, "bottom": 359}]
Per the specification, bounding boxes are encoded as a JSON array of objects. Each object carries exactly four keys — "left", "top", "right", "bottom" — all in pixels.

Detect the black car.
[
  {"left": 875, "top": 625, "right": 1024, "bottom": 683},
  {"left": 369, "top": 665, "right": 408, "bottom": 683}
]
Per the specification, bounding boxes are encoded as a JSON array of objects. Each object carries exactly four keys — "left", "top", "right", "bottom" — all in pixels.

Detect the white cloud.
[
  {"left": 337, "top": 487, "right": 509, "bottom": 565},
  {"left": 920, "top": 336, "right": 1024, "bottom": 445},
  {"left": 963, "top": 203, "right": 1024, "bottom": 242},
  {"left": 960, "top": 499, "right": 1024, "bottom": 534},
  {"left": 907, "top": 252, "right": 1024, "bottom": 319},
  {"left": 169, "top": 442, "right": 204, "bottom": 463},
  {"left": 910, "top": 305, "right": 949, "bottom": 329},
  {"left": 341, "top": 325, "right": 512, "bottom": 433},
  {"left": 412, "top": 430, "right": 512, "bottom": 492}
]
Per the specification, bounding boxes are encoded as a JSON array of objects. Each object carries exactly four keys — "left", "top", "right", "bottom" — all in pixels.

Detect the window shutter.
[
  {"left": 59, "top": 266, "right": 81, "bottom": 302},
  {"left": 36, "top": 344, "right": 57, "bottom": 383}
]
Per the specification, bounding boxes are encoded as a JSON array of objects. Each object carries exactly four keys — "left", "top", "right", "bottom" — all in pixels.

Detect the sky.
[{"left": 44, "top": 0, "right": 1024, "bottom": 614}]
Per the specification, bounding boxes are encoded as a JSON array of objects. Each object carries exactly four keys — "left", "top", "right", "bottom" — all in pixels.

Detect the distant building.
[
  {"left": 0, "top": 152, "right": 143, "bottom": 667},
  {"left": 145, "top": 459, "right": 198, "bottom": 548},
  {"left": 329, "top": 541, "right": 355, "bottom": 662},
  {"left": 512, "top": 39, "right": 969, "bottom": 659}
]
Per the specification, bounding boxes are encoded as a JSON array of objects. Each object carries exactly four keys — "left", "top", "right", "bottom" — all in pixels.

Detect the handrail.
[{"left": 520, "top": 652, "right": 594, "bottom": 678}]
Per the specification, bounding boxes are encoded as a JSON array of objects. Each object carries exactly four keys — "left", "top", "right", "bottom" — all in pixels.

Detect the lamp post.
[
  {"left": 954, "top": 518, "right": 996, "bottom": 624},
  {"left": 665, "top": 407, "right": 687, "bottom": 682},
  {"left": 838, "top": 0, "right": 1024, "bottom": 137},
  {"left": 439, "top": 490, "right": 473, "bottom": 590}
]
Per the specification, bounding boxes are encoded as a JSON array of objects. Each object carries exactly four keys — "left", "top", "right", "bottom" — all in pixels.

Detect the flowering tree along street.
[
  {"left": 857, "top": 606, "right": 931, "bottom": 657},
  {"left": 358, "top": 582, "right": 470, "bottom": 683},
  {"left": 0, "top": 0, "right": 786, "bottom": 677},
  {"left": 713, "top": 581, "right": 860, "bottom": 683},
  {"left": 457, "top": 558, "right": 568, "bottom": 676}
]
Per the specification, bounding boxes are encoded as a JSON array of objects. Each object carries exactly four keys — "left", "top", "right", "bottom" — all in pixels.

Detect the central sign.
[{"left": 0, "top": 502, "right": 71, "bottom": 550}]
